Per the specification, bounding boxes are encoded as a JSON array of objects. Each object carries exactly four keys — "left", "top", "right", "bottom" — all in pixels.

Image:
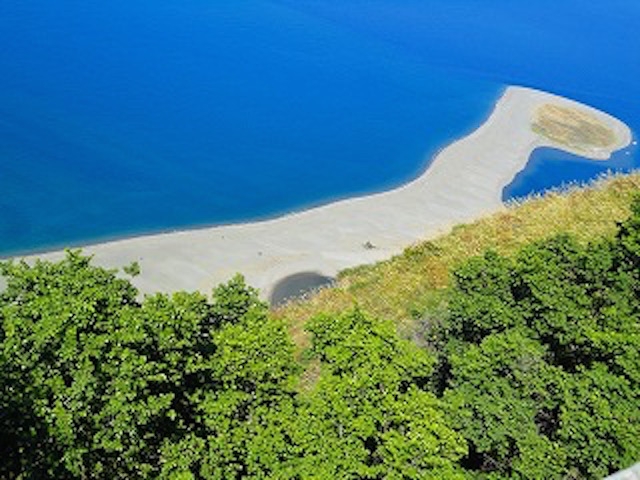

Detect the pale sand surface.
[{"left": 8, "top": 87, "right": 632, "bottom": 299}]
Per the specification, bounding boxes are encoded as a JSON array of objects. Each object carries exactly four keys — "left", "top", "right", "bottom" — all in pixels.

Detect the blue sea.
[{"left": 1, "top": 1, "right": 638, "bottom": 255}]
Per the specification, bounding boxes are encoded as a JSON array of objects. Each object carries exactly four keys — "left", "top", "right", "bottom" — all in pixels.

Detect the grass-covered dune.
[{"left": 277, "top": 172, "right": 640, "bottom": 348}]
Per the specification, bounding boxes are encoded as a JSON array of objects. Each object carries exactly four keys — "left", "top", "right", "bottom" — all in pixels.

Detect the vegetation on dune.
[
  {"left": 531, "top": 104, "right": 618, "bottom": 153},
  {"left": 1, "top": 173, "right": 639, "bottom": 478},
  {"left": 277, "top": 172, "right": 640, "bottom": 347}
]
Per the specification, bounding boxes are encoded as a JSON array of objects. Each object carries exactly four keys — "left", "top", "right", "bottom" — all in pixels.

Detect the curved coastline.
[{"left": 10, "top": 86, "right": 633, "bottom": 299}]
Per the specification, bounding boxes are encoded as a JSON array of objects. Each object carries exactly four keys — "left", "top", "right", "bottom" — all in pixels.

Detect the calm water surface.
[{"left": 0, "top": 1, "right": 638, "bottom": 254}]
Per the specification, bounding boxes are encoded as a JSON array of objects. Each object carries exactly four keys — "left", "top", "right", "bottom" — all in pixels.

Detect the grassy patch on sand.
[
  {"left": 532, "top": 104, "right": 617, "bottom": 153},
  {"left": 275, "top": 172, "right": 640, "bottom": 351}
]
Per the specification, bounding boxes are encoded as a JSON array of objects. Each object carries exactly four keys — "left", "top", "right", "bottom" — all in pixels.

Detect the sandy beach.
[{"left": 8, "top": 86, "right": 632, "bottom": 300}]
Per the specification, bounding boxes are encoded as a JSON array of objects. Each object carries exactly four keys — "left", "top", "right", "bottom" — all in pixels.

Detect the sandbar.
[{"left": 7, "top": 87, "right": 633, "bottom": 299}]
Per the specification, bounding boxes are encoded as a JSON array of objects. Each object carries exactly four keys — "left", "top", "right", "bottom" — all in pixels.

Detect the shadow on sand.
[{"left": 270, "top": 271, "right": 335, "bottom": 307}]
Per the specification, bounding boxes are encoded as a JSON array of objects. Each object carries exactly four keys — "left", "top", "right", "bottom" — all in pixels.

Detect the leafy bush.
[
  {"left": 440, "top": 199, "right": 640, "bottom": 478},
  {"left": 0, "top": 256, "right": 296, "bottom": 479}
]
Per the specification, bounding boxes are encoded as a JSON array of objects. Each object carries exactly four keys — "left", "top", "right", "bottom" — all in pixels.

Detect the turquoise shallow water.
[{"left": 0, "top": 1, "right": 638, "bottom": 255}]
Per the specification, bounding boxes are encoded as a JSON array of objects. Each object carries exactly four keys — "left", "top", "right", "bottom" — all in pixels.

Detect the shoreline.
[
  {"left": 0, "top": 88, "right": 503, "bottom": 261},
  {"left": 8, "top": 86, "right": 633, "bottom": 299}
]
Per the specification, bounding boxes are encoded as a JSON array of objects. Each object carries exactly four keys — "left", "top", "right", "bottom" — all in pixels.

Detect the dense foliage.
[
  {"left": 0, "top": 262, "right": 297, "bottom": 479},
  {"left": 1, "top": 199, "right": 639, "bottom": 479},
  {"left": 439, "top": 200, "right": 640, "bottom": 478}
]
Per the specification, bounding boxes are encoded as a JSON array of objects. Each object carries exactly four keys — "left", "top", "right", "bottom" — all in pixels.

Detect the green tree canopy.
[
  {"left": 289, "top": 309, "right": 467, "bottom": 479},
  {"left": 0, "top": 254, "right": 297, "bottom": 479},
  {"left": 440, "top": 199, "right": 640, "bottom": 478}
]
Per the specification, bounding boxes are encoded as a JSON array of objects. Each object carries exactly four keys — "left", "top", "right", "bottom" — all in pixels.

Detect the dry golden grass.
[
  {"left": 274, "top": 172, "right": 640, "bottom": 352},
  {"left": 532, "top": 104, "right": 617, "bottom": 153}
]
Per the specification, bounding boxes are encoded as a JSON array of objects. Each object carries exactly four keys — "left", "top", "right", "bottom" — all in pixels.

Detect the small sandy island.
[{"left": 6, "top": 87, "right": 633, "bottom": 301}]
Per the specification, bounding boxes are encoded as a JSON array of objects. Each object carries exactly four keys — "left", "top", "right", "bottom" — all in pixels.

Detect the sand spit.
[{"left": 11, "top": 87, "right": 633, "bottom": 300}]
